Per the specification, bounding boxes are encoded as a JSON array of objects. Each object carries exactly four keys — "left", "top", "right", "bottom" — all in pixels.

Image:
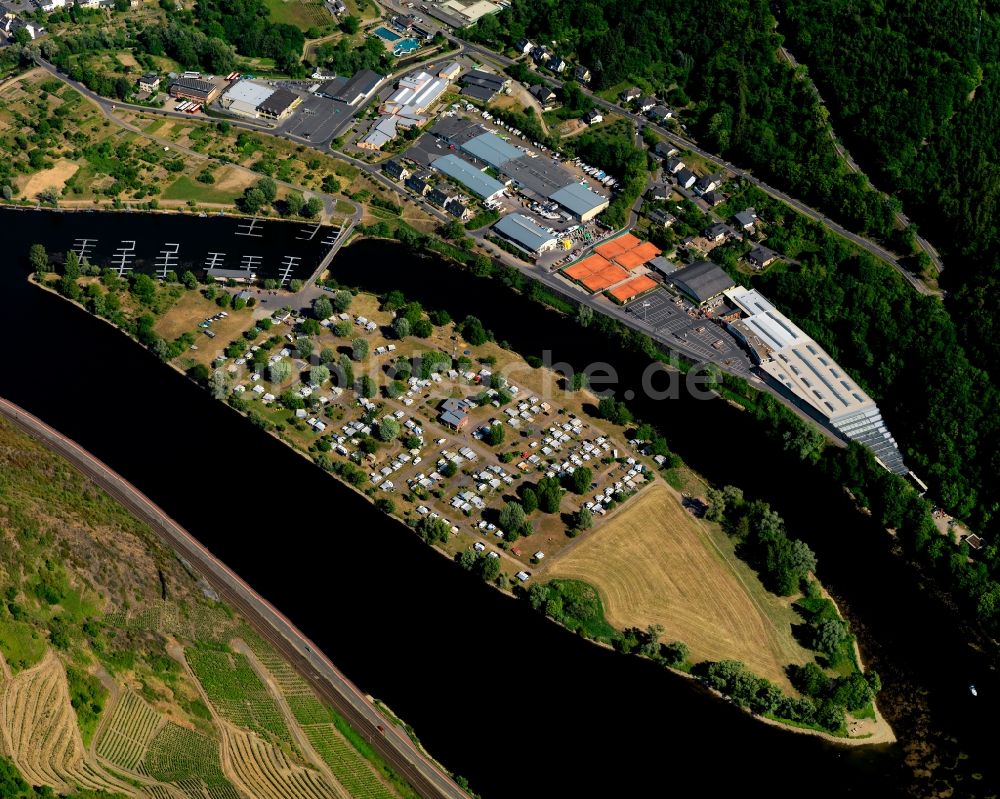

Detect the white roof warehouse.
[
  {"left": 492, "top": 213, "right": 558, "bottom": 255},
  {"left": 547, "top": 182, "right": 610, "bottom": 222},
  {"left": 723, "top": 285, "right": 907, "bottom": 474},
  {"left": 220, "top": 80, "right": 274, "bottom": 117}
]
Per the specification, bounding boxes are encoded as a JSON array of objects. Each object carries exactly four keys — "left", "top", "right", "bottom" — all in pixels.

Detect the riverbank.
[
  {"left": 29, "top": 263, "right": 895, "bottom": 747},
  {"left": 0, "top": 393, "right": 469, "bottom": 799}
]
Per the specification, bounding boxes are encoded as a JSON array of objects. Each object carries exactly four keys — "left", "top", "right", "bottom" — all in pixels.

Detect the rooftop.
[
  {"left": 548, "top": 181, "right": 609, "bottom": 217},
  {"left": 668, "top": 260, "right": 735, "bottom": 303},
  {"left": 431, "top": 153, "right": 506, "bottom": 199},
  {"left": 460, "top": 131, "right": 523, "bottom": 170},
  {"left": 493, "top": 213, "right": 558, "bottom": 253},
  {"left": 223, "top": 80, "right": 274, "bottom": 108},
  {"left": 258, "top": 88, "right": 299, "bottom": 115}
]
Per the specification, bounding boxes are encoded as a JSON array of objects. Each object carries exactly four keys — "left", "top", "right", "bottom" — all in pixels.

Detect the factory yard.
[{"left": 543, "top": 482, "right": 814, "bottom": 689}]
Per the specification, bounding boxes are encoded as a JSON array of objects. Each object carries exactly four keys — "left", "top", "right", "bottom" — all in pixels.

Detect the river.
[{"left": 1, "top": 208, "right": 996, "bottom": 798}]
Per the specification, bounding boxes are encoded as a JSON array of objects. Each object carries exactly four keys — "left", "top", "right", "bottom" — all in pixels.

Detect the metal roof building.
[
  {"left": 667, "top": 260, "right": 735, "bottom": 304},
  {"left": 492, "top": 213, "right": 558, "bottom": 255},
  {"left": 724, "top": 286, "right": 906, "bottom": 473},
  {"left": 547, "top": 182, "right": 610, "bottom": 222},
  {"left": 431, "top": 154, "right": 506, "bottom": 201},
  {"left": 220, "top": 80, "right": 275, "bottom": 116},
  {"left": 257, "top": 88, "right": 301, "bottom": 119},
  {"left": 460, "top": 132, "right": 522, "bottom": 170}
]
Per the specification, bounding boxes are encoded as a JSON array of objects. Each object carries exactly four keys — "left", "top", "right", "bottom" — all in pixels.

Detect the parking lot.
[
  {"left": 280, "top": 95, "right": 353, "bottom": 143},
  {"left": 624, "top": 289, "right": 752, "bottom": 372}
]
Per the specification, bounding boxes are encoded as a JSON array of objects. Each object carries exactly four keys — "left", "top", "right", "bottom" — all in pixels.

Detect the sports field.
[{"left": 544, "top": 483, "right": 813, "bottom": 687}]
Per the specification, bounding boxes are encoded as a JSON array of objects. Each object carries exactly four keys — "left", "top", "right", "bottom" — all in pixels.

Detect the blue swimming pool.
[
  {"left": 374, "top": 26, "right": 402, "bottom": 42},
  {"left": 393, "top": 38, "right": 420, "bottom": 56}
]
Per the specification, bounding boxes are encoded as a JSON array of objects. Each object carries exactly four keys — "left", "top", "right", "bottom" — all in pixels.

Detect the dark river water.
[{"left": 2, "top": 208, "right": 997, "bottom": 799}]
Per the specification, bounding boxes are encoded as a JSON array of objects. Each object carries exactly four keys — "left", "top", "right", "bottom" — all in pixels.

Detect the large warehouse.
[
  {"left": 220, "top": 80, "right": 274, "bottom": 116},
  {"left": 666, "top": 260, "right": 735, "bottom": 305},
  {"left": 432, "top": 154, "right": 506, "bottom": 201},
  {"left": 548, "top": 182, "right": 611, "bottom": 222},
  {"left": 724, "top": 285, "right": 906, "bottom": 474},
  {"left": 492, "top": 213, "right": 558, "bottom": 255},
  {"left": 459, "top": 131, "right": 522, "bottom": 171}
]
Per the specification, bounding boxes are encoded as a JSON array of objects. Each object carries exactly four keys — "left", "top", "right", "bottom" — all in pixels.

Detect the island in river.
[{"left": 27, "top": 230, "right": 894, "bottom": 748}]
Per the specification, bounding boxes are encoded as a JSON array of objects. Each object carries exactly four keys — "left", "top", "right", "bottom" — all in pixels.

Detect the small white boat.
[{"left": 969, "top": 684, "right": 978, "bottom": 697}]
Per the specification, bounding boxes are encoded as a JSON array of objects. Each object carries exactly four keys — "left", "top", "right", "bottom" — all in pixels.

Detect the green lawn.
[
  {"left": 0, "top": 618, "right": 47, "bottom": 673},
  {"left": 160, "top": 175, "right": 241, "bottom": 204},
  {"left": 263, "top": 0, "right": 332, "bottom": 31}
]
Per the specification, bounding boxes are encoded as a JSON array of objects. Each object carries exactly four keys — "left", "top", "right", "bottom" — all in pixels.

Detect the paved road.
[{"left": 0, "top": 396, "right": 469, "bottom": 799}]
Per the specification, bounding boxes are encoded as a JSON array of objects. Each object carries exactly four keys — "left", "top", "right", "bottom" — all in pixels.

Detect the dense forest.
[
  {"left": 463, "top": 0, "right": 901, "bottom": 241},
  {"left": 193, "top": 0, "right": 304, "bottom": 74},
  {"left": 776, "top": 0, "right": 1000, "bottom": 377}
]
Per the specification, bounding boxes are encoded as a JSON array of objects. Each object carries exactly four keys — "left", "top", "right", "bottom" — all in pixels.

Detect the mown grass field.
[{"left": 544, "top": 482, "right": 813, "bottom": 687}]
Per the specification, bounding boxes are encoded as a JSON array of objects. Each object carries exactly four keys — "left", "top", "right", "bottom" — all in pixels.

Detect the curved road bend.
[{"left": 0, "top": 396, "right": 469, "bottom": 799}]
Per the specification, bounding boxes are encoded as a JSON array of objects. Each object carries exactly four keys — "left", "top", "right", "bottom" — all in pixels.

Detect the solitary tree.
[
  {"left": 29, "top": 244, "right": 49, "bottom": 274},
  {"left": 352, "top": 337, "right": 369, "bottom": 361},
  {"left": 256, "top": 176, "right": 278, "bottom": 204},
  {"left": 392, "top": 317, "right": 411, "bottom": 339},
  {"left": 333, "top": 290, "right": 353, "bottom": 312},
  {"left": 377, "top": 417, "right": 401, "bottom": 441},
  {"left": 312, "top": 296, "right": 333, "bottom": 320},
  {"left": 310, "top": 364, "right": 330, "bottom": 386},
  {"left": 499, "top": 501, "right": 527, "bottom": 536},
  {"left": 569, "top": 466, "right": 593, "bottom": 494},
  {"left": 486, "top": 423, "right": 504, "bottom": 446},
  {"left": 296, "top": 338, "right": 314, "bottom": 360},
  {"left": 181, "top": 270, "right": 198, "bottom": 289},
  {"left": 268, "top": 360, "right": 291, "bottom": 384},
  {"left": 521, "top": 487, "right": 538, "bottom": 513},
  {"left": 209, "top": 370, "right": 228, "bottom": 399},
  {"left": 319, "top": 347, "right": 336, "bottom": 364},
  {"left": 64, "top": 250, "right": 81, "bottom": 279}
]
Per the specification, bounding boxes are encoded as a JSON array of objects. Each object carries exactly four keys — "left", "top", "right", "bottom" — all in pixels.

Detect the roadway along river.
[{"left": 1, "top": 209, "right": 995, "bottom": 798}]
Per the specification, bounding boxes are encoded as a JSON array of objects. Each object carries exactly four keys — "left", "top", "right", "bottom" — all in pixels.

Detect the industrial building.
[
  {"left": 548, "top": 182, "right": 611, "bottom": 222},
  {"left": 667, "top": 261, "right": 735, "bottom": 305},
  {"left": 220, "top": 80, "right": 275, "bottom": 116},
  {"left": 459, "top": 132, "right": 523, "bottom": 171},
  {"left": 257, "top": 88, "right": 301, "bottom": 119},
  {"left": 321, "top": 70, "right": 383, "bottom": 105},
  {"left": 723, "top": 286, "right": 906, "bottom": 473},
  {"left": 383, "top": 71, "right": 448, "bottom": 115},
  {"left": 460, "top": 69, "right": 508, "bottom": 102},
  {"left": 432, "top": 154, "right": 506, "bottom": 201},
  {"left": 169, "top": 77, "right": 220, "bottom": 104},
  {"left": 492, "top": 213, "right": 559, "bottom": 256}
]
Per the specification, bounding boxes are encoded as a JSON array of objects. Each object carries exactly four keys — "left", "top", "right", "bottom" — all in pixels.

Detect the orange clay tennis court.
[
  {"left": 608, "top": 274, "right": 658, "bottom": 302},
  {"left": 563, "top": 254, "right": 630, "bottom": 292},
  {"left": 595, "top": 233, "right": 641, "bottom": 260}
]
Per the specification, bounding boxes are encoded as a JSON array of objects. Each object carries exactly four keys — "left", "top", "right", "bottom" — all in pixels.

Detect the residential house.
[
  {"left": 647, "top": 182, "right": 671, "bottom": 201},
  {"left": 529, "top": 83, "right": 557, "bottom": 109},
  {"left": 548, "top": 55, "right": 567, "bottom": 73},
  {"left": 734, "top": 207, "right": 758, "bottom": 231},
  {"left": 665, "top": 156, "right": 686, "bottom": 175},
  {"left": 437, "top": 61, "right": 461, "bottom": 80},
  {"left": 327, "top": 0, "right": 346, "bottom": 13},
  {"left": 654, "top": 141, "right": 680, "bottom": 159},
  {"left": 444, "top": 197, "right": 471, "bottom": 220},
  {"left": 620, "top": 86, "right": 641, "bottom": 102},
  {"left": 514, "top": 37, "right": 534, "bottom": 55},
  {"left": 531, "top": 46, "right": 550, "bottom": 65},
  {"left": 648, "top": 208, "right": 676, "bottom": 227},
  {"left": 573, "top": 65, "right": 591, "bottom": 83},
  {"left": 647, "top": 104, "right": 672, "bottom": 123},
  {"left": 747, "top": 245, "right": 778, "bottom": 270},
  {"left": 704, "top": 222, "right": 734, "bottom": 243},
  {"left": 695, "top": 173, "right": 723, "bottom": 194},
  {"left": 675, "top": 167, "right": 697, "bottom": 190},
  {"left": 383, "top": 159, "right": 409, "bottom": 181},
  {"left": 405, "top": 174, "right": 430, "bottom": 195},
  {"left": 702, "top": 190, "right": 726, "bottom": 207},
  {"left": 34, "top": 0, "right": 64, "bottom": 10},
  {"left": 582, "top": 108, "right": 603, "bottom": 125},
  {"left": 137, "top": 72, "right": 160, "bottom": 93},
  {"left": 427, "top": 186, "right": 456, "bottom": 207},
  {"left": 636, "top": 95, "right": 657, "bottom": 113}
]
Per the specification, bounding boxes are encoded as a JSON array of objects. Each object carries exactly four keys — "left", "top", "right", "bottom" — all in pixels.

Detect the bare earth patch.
[
  {"left": 18, "top": 159, "right": 79, "bottom": 199},
  {"left": 543, "top": 482, "right": 813, "bottom": 688}
]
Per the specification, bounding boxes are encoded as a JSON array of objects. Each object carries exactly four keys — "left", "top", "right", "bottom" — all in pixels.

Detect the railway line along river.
[{"left": 2, "top": 208, "right": 996, "bottom": 798}]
